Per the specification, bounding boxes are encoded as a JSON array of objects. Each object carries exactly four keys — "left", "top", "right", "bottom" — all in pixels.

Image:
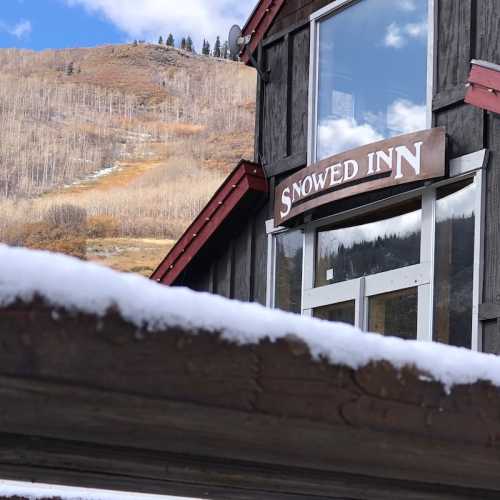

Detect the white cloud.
[
  {"left": 319, "top": 208, "right": 421, "bottom": 255},
  {"left": 318, "top": 118, "right": 384, "bottom": 159},
  {"left": 387, "top": 99, "right": 426, "bottom": 135},
  {"left": 384, "top": 22, "right": 404, "bottom": 48},
  {"left": 0, "top": 19, "right": 32, "bottom": 39},
  {"left": 65, "top": 0, "right": 251, "bottom": 49},
  {"left": 405, "top": 20, "right": 427, "bottom": 39},
  {"left": 384, "top": 19, "right": 427, "bottom": 48},
  {"left": 398, "top": 0, "right": 417, "bottom": 11},
  {"left": 318, "top": 98, "right": 426, "bottom": 159}
]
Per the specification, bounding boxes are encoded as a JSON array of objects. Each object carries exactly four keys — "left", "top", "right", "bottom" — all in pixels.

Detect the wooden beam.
[{"left": 3, "top": 301, "right": 500, "bottom": 496}]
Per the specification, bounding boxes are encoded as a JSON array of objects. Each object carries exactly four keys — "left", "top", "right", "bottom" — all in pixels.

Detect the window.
[
  {"left": 268, "top": 170, "right": 484, "bottom": 350},
  {"left": 433, "top": 180, "right": 476, "bottom": 348},
  {"left": 273, "top": 229, "right": 303, "bottom": 314},
  {"left": 315, "top": 201, "right": 422, "bottom": 287},
  {"left": 309, "top": 0, "right": 430, "bottom": 162}
]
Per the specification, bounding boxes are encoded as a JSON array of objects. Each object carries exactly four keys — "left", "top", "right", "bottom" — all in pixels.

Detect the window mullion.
[
  {"left": 266, "top": 232, "right": 276, "bottom": 308},
  {"left": 301, "top": 226, "right": 316, "bottom": 316},
  {"left": 472, "top": 170, "right": 486, "bottom": 351},
  {"left": 355, "top": 277, "right": 366, "bottom": 330},
  {"left": 417, "top": 188, "right": 436, "bottom": 342}
]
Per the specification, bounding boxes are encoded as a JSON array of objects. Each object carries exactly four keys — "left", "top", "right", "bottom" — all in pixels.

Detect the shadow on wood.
[{"left": 1, "top": 298, "right": 500, "bottom": 499}]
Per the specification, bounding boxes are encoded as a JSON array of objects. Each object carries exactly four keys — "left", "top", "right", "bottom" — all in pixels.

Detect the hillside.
[{"left": 0, "top": 43, "right": 256, "bottom": 275}]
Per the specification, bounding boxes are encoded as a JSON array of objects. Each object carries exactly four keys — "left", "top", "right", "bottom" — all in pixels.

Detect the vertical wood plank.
[
  {"left": 262, "top": 41, "right": 288, "bottom": 167},
  {"left": 436, "top": 0, "right": 473, "bottom": 92},
  {"left": 284, "top": 34, "right": 292, "bottom": 158},
  {"left": 252, "top": 203, "right": 269, "bottom": 305},
  {"left": 215, "top": 243, "right": 233, "bottom": 298},
  {"left": 290, "top": 27, "right": 310, "bottom": 159},
  {"left": 474, "top": 0, "right": 500, "bottom": 352},
  {"left": 482, "top": 113, "right": 500, "bottom": 353},
  {"left": 435, "top": 103, "right": 483, "bottom": 157},
  {"left": 233, "top": 224, "right": 253, "bottom": 302},
  {"left": 254, "top": 43, "right": 264, "bottom": 163},
  {"left": 476, "top": 0, "right": 500, "bottom": 64}
]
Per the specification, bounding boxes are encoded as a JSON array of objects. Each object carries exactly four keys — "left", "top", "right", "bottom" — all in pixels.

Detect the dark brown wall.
[
  {"left": 177, "top": 202, "right": 269, "bottom": 305},
  {"left": 475, "top": 0, "right": 500, "bottom": 352}
]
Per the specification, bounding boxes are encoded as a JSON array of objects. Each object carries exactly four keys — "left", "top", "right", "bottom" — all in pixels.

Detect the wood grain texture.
[
  {"left": 251, "top": 203, "right": 269, "bottom": 306},
  {"left": 0, "top": 435, "right": 498, "bottom": 500},
  {"left": 476, "top": 1, "right": 500, "bottom": 357},
  {"left": 262, "top": 41, "right": 288, "bottom": 168},
  {"left": 482, "top": 113, "right": 500, "bottom": 353},
  {"left": 214, "top": 240, "right": 234, "bottom": 298},
  {"left": 435, "top": 103, "right": 484, "bottom": 157},
  {"left": 290, "top": 27, "right": 309, "bottom": 159},
  {"left": 233, "top": 222, "right": 253, "bottom": 301},
  {"left": 3, "top": 301, "right": 500, "bottom": 497},
  {"left": 436, "top": 0, "right": 473, "bottom": 93},
  {"left": 476, "top": 0, "right": 500, "bottom": 65}
]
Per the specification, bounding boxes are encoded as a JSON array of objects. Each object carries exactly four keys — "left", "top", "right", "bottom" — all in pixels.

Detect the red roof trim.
[
  {"left": 465, "top": 60, "right": 500, "bottom": 115},
  {"left": 241, "top": 0, "right": 285, "bottom": 65},
  {"left": 151, "top": 161, "right": 268, "bottom": 285}
]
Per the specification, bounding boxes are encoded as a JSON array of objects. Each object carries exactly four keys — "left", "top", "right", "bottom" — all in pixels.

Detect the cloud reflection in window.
[{"left": 315, "top": 0, "right": 428, "bottom": 161}]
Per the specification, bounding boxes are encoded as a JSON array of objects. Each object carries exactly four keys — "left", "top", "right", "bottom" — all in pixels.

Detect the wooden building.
[{"left": 152, "top": 0, "right": 500, "bottom": 354}]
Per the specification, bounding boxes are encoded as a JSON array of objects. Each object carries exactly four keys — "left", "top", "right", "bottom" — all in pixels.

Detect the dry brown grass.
[
  {"left": 86, "top": 237, "right": 174, "bottom": 276},
  {"left": 0, "top": 43, "right": 256, "bottom": 273}
]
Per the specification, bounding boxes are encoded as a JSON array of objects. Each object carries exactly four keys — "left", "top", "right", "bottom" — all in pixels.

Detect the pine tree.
[
  {"left": 166, "top": 33, "right": 175, "bottom": 47},
  {"left": 186, "top": 36, "right": 193, "bottom": 52},
  {"left": 180, "top": 37, "right": 186, "bottom": 50},
  {"left": 158, "top": 35, "right": 163, "bottom": 45},
  {"left": 222, "top": 40, "right": 229, "bottom": 59},
  {"left": 213, "top": 36, "right": 221, "bottom": 58},
  {"left": 201, "top": 39, "right": 209, "bottom": 56}
]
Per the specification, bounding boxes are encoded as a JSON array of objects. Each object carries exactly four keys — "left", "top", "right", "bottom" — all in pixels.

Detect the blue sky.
[{"left": 0, "top": 0, "right": 251, "bottom": 51}]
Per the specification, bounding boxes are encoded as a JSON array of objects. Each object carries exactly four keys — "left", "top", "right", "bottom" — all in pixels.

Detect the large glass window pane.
[
  {"left": 368, "top": 287, "right": 418, "bottom": 339},
  {"left": 275, "top": 230, "right": 303, "bottom": 314},
  {"left": 313, "top": 300, "right": 355, "bottom": 325},
  {"left": 433, "top": 180, "right": 475, "bottom": 348},
  {"left": 316, "top": 201, "right": 421, "bottom": 287},
  {"left": 316, "top": 0, "right": 428, "bottom": 160}
]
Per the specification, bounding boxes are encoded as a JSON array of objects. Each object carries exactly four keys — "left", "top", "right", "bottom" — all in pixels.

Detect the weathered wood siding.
[
  {"left": 177, "top": 202, "right": 269, "bottom": 305},
  {"left": 476, "top": 0, "right": 500, "bottom": 352},
  {"left": 257, "top": 22, "right": 312, "bottom": 176},
  {"left": 431, "top": 0, "right": 499, "bottom": 352}
]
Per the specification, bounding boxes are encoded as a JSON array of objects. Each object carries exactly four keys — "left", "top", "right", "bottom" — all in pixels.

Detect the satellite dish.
[{"left": 228, "top": 24, "right": 250, "bottom": 59}]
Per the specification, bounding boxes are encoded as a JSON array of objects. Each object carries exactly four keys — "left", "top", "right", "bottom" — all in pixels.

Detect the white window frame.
[
  {"left": 307, "top": 0, "right": 436, "bottom": 164},
  {"left": 266, "top": 153, "right": 487, "bottom": 351}
]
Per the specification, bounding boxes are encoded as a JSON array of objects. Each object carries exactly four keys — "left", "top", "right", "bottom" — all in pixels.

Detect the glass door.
[{"left": 302, "top": 196, "right": 432, "bottom": 340}]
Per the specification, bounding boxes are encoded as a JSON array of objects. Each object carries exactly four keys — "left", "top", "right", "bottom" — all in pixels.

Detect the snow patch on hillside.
[{"left": 1, "top": 244, "right": 500, "bottom": 391}]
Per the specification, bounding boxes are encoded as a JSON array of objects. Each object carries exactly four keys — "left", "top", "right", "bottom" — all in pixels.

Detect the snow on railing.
[{"left": 1, "top": 244, "right": 500, "bottom": 391}]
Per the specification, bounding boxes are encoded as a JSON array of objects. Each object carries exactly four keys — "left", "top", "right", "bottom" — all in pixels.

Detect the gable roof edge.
[{"left": 240, "top": 0, "right": 285, "bottom": 65}]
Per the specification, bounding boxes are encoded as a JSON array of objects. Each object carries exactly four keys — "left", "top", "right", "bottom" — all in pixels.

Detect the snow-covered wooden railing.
[{"left": 2, "top": 245, "right": 500, "bottom": 499}]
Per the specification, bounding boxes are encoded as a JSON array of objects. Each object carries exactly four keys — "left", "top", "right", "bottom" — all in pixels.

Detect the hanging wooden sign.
[{"left": 275, "top": 127, "right": 446, "bottom": 225}]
